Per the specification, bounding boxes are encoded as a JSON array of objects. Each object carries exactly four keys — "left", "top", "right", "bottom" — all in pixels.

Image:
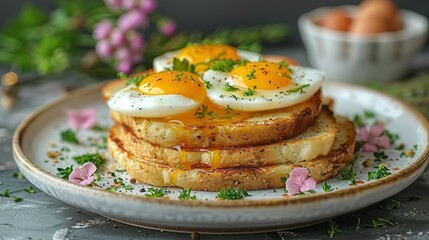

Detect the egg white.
[
  {"left": 203, "top": 65, "right": 325, "bottom": 112},
  {"left": 153, "top": 49, "right": 262, "bottom": 73},
  {"left": 107, "top": 84, "right": 200, "bottom": 118}
]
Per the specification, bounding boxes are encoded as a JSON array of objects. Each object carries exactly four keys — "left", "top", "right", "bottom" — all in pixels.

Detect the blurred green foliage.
[{"left": 0, "top": 1, "right": 289, "bottom": 77}]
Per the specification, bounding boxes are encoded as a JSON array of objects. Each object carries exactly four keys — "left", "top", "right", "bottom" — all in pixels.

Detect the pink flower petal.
[
  {"left": 286, "top": 178, "right": 302, "bottom": 195},
  {"left": 362, "top": 142, "right": 378, "bottom": 152},
  {"left": 290, "top": 167, "right": 310, "bottom": 181},
  {"left": 370, "top": 124, "right": 384, "bottom": 137},
  {"left": 82, "top": 162, "right": 97, "bottom": 176},
  {"left": 79, "top": 175, "right": 96, "bottom": 186},
  {"left": 300, "top": 178, "right": 316, "bottom": 192},
  {"left": 93, "top": 20, "right": 114, "bottom": 40},
  {"left": 358, "top": 127, "right": 370, "bottom": 141},
  {"left": 375, "top": 136, "right": 391, "bottom": 149},
  {"left": 67, "top": 108, "right": 97, "bottom": 129}
]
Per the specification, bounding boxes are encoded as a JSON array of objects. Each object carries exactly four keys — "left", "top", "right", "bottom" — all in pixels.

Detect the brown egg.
[
  {"left": 391, "top": 13, "right": 404, "bottom": 31},
  {"left": 357, "top": 0, "right": 398, "bottom": 23},
  {"left": 319, "top": 8, "right": 352, "bottom": 31},
  {"left": 349, "top": 17, "right": 391, "bottom": 35}
]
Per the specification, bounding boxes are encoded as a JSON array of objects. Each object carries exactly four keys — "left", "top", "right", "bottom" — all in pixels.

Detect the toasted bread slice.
[
  {"left": 108, "top": 90, "right": 322, "bottom": 148},
  {"left": 109, "top": 107, "right": 338, "bottom": 169},
  {"left": 107, "top": 115, "right": 355, "bottom": 191}
]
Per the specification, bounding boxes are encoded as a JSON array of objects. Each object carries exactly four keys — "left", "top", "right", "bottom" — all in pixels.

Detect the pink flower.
[
  {"left": 129, "top": 33, "right": 145, "bottom": 50},
  {"left": 117, "top": 60, "right": 133, "bottom": 73},
  {"left": 358, "top": 124, "right": 391, "bottom": 152},
  {"left": 104, "top": 0, "right": 123, "bottom": 11},
  {"left": 110, "top": 29, "right": 126, "bottom": 47},
  {"left": 139, "top": 0, "right": 157, "bottom": 13},
  {"left": 286, "top": 167, "right": 316, "bottom": 195},
  {"left": 118, "top": 10, "right": 148, "bottom": 31},
  {"left": 67, "top": 108, "right": 97, "bottom": 129},
  {"left": 158, "top": 19, "right": 176, "bottom": 37},
  {"left": 95, "top": 40, "right": 113, "bottom": 58},
  {"left": 68, "top": 162, "right": 97, "bottom": 186},
  {"left": 93, "top": 20, "right": 114, "bottom": 40},
  {"left": 115, "top": 47, "right": 133, "bottom": 60},
  {"left": 121, "top": 0, "right": 138, "bottom": 9}
]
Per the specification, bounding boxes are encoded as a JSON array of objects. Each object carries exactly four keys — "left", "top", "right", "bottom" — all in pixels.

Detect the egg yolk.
[
  {"left": 230, "top": 62, "right": 292, "bottom": 90},
  {"left": 176, "top": 44, "right": 240, "bottom": 73},
  {"left": 138, "top": 71, "right": 205, "bottom": 102}
]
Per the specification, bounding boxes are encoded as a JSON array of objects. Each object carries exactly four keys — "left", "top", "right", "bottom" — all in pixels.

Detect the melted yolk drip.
[
  {"left": 176, "top": 44, "right": 240, "bottom": 73},
  {"left": 210, "top": 150, "right": 221, "bottom": 169},
  {"left": 138, "top": 70, "right": 205, "bottom": 102},
  {"left": 230, "top": 62, "right": 292, "bottom": 90}
]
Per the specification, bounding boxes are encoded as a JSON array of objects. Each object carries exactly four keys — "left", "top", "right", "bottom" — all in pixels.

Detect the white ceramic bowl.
[{"left": 298, "top": 6, "right": 428, "bottom": 83}]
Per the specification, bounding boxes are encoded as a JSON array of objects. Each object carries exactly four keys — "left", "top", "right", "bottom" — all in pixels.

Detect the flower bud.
[
  {"left": 118, "top": 10, "right": 147, "bottom": 31},
  {"left": 96, "top": 40, "right": 113, "bottom": 58},
  {"left": 93, "top": 20, "right": 114, "bottom": 40}
]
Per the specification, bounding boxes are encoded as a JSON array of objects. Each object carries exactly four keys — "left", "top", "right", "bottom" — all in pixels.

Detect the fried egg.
[
  {"left": 108, "top": 71, "right": 206, "bottom": 118},
  {"left": 153, "top": 44, "right": 261, "bottom": 74},
  {"left": 203, "top": 61, "right": 325, "bottom": 112}
]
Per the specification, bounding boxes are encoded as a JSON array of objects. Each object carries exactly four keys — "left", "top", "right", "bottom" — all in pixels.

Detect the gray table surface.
[{"left": 1, "top": 47, "right": 429, "bottom": 240}]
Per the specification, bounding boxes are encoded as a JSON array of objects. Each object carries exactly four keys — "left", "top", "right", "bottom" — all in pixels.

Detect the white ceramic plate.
[{"left": 13, "top": 81, "right": 429, "bottom": 233}]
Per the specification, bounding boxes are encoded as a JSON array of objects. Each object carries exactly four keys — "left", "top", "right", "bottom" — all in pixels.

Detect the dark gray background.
[{"left": 1, "top": 0, "right": 428, "bottom": 44}]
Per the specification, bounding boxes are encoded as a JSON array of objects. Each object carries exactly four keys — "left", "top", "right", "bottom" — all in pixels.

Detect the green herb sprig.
[
  {"left": 145, "top": 187, "right": 165, "bottom": 198},
  {"left": 72, "top": 153, "right": 104, "bottom": 167},
  {"left": 60, "top": 129, "right": 79, "bottom": 144},
  {"left": 56, "top": 165, "right": 74, "bottom": 179},
  {"left": 178, "top": 189, "right": 197, "bottom": 200},
  {"left": 216, "top": 188, "right": 250, "bottom": 200},
  {"left": 368, "top": 164, "right": 391, "bottom": 181}
]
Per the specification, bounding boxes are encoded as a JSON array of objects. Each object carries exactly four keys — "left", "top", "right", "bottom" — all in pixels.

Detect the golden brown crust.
[
  {"left": 109, "top": 107, "right": 338, "bottom": 169},
  {"left": 107, "top": 115, "right": 356, "bottom": 191},
  {"left": 109, "top": 91, "right": 322, "bottom": 148}
]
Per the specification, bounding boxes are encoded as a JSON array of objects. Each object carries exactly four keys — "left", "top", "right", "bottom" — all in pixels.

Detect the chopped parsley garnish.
[
  {"left": 285, "top": 84, "right": 310, "bottom": 94},
  {"left": 56, "top": 165, "right": 74, "bottom": 179},
  {"left": 278, "top": 60, "right": 288, "bottom": 70},
  {"left": 117, "top": 72, "right": 128, "bottom": 79},
  {"left": 353, "top": 110, "right": 376, "bottom": 127},
  {"left": 225, "top": 105, "right": 233, "bottom": 113},
  {"left": 341, "top": 155, "right": 358, "bottom": 184},
  {"left": 126, "top": 74, "right": 148, "bottom": 86},
  {"left": 210, "top": 59, "right": 235, "bottom": 72},
  {"left": 60, "top": 129, "right": 79, "bottom": 144},
  {"left": 327, "top": 220, "right": 342, "bottom": 238},
  {"left": 25, "top": 186, "right": 35, "bottom": 194},
  {"left": 12, "top": 195, "right": 23, "bottom": 202},
  {"left": 224, "top": 82, "right": 239, "bottom": 91},
  {"left": 409, "top": 195, "right": 422, "bottom": 201},
  {"left": 172, "top": 57, "right": 196, "bottom": 73},
  {"left": 203, "top": 79, "right": 213, "bottom": 89},
  {"left": 322, "top": 182, "right": 333, "bottom": 192},
  {"left": 280, "top": 177, "right": 287, "bottom": 183},
  {"left": 246, "top": 69, "right": 256, "bottom": 80},
  {"left": 364, "top": 217, "right": 398, "bottom": 228},
  {"left": 379, "top": 199, "right": 401, "bottom": 211},
  {"left": 91, "top": 125, "right": 108, "bottom": 132},
  {"left": 145, "top": 187, "right": 165, "bottom": 198},
  {"left": 124, "top": 185, "right": 134, "bottom": 191},
  {"left": 72, "top": 153, "right": 105, "bottom": 167},
  {"left": 12, "top": 172, "right": 25, "bottom": 179},
  {"left": 194, "top": 104, "right": 239, "bottom": 120},
  {"left": 174, "top": 71, "right": 185, "bottom": 81},
  {"left": 243, "top": 86, "right": 256, "bottom": 96},
  {"left": 0, "top": 189, "right": 10, "bottom": 197},
  {"left": 373, "top": 151, "right": 388, "bottom": 162},
  {"left": 216, "top": 188, "right": 250, "bottom": 200},
  {"left": 178, "top": 189, "right": 197, "bottom": 200},
  {"left": 368, "top": 164, "right": 391, "bottom": 181}
]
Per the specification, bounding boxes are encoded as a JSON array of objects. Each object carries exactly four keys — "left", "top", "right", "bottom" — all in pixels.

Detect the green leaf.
[
  {"left": 56, "top": 165, "right": 74, "bottom": 179},
  {"left": 216, "top": 188, "right": 250, "bottom": 200},
  {"left": 60, "top": 129, "right": 79, "bottom": 144},
  {"left": 145, "top": 187, "right": 165, "bottom": 198},
  {"left": 72, "top": 153, "right": 105, "bottom": 167}
]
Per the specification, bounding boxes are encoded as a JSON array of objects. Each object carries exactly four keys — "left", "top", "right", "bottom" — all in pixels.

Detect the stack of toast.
[{"left": 102, "top": 74, "right": 356, "bottom": 191}]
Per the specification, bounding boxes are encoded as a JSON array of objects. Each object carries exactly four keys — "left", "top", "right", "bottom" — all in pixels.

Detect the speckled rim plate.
[{"left": 12, "top": 81, "right": 429, "bottom": 234}]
